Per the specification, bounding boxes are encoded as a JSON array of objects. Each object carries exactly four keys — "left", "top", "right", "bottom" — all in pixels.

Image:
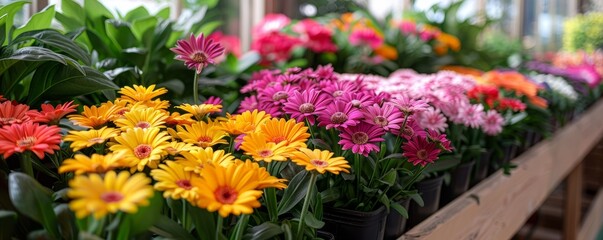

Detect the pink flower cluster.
[{"left": 239, "top": 65, "right": 452, "bottom": 166}]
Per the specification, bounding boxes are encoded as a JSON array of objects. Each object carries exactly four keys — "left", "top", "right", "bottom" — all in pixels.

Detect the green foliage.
[{"left": 563, "top": 12, "right": 603, "bottom": 52}]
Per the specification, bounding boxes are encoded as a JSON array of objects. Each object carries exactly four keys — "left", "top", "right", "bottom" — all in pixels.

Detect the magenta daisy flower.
[
  {"left": 391, "top": 116, "right": 426, "bottom": 140},
  {"left": 402, "top": 136, "right": 441, "bottom": 166},
  {"left": 340, "top": 92, "right": 375, "bottom": 109},
  {"left": 317, "top": 101, "right": 362, "bottom": 130},
  {"left": 339, "top": 123, "right": 385, "bottom": 156},
  {"left": 238, "top": 96, "right": 259, "bottom": 113},
  {"left": 322, "top": 80, "right": 362, "bottom": 99},
  {"left": 391, "top": 95, "right": 430, "bottom": 115},
  {"left": 362, "top": 103, "right": 404, "bottom": 132},
  {"left": 416, "top": 107, "right": 448, "bottom": 132},
  {"left": 257, "top": 84, "right": 297, "bottom": 106},
  {"left": 459, "top": 104, "right": 485, "bottom": 128},
  {"left": 283, "top": 89, "right": 331, "bottom": 125},
  {"left": 481, "top": 110, "right": 504, "bottom": 136},
  {"left": 204, "top": 96, "right": 222, "bottom": 105},
  {"left": 426, "top": 129, "right": 453, "bottom": 152},
  {"left": 171, "top": 33, "right": 225, "bottom": 74}
]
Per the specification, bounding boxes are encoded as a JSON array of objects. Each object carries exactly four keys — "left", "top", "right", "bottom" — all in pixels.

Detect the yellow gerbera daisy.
[
  {"left": 176, "top": 121, "right": 227, "bottom": 148},
  {"left": 59, "top": 152, "right": 129, "bottom": 175},
  {"left": 150, "top": 161, "right": 202, "bottom": 202},
  {"left": 67, "top": 171, "right": 154, "bottom": 219},
  {"left": 176, "top": 148, "right": 235, "bottom": 174},
  {"left": 177, "top": 103, "right": 222, "bottom": 120},
  {"left": 290, "top": 148, "right": 351, "bottom": 175},
  {"left": 235, "top": 160, "right": 287, "bottom": 189},
  {"left": 164, "top": 141, "right": 200, "bottom": 156},
  {"left": 64, "top": 127, "right": 121, "bottom": 152},
  {"left": 260, "top": 118, "right": 309, "bottom": 149},
  {"left": 165, "top": 111, "right": 195, "bottom": 126},
  {"left": 131, "top": 99, "right": 170, "bottom": 110},
  {"left": 196, "top": 162, "right": 262, "bottom": 217},
  {"left": 113, "top": 108, "right": 168, "bottom": 130},
  {"left": 110, "top": 127, "right": 171, "bottom": 171},
  {"left": 240, "top": 132, "right": 291, "bottom": 162},
  {"left": 68, "top": 103, "right": 122, "bottom": 129},
  {"left": 118, "top": 84, "right": 167, "bottom": 103},
  {"left": 220, "top": 110, "right": 271, "bottom": 135}
]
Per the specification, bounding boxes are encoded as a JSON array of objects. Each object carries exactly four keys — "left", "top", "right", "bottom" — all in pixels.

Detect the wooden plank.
[
  {"left": 401, "top": 100, "right": 603, "bottom": 240},
  {"left": 578, "top": 188, "right": 603, "bottom": 240},
  {"left": 564, "top": 163, "right": 583, "bottom": 240}
]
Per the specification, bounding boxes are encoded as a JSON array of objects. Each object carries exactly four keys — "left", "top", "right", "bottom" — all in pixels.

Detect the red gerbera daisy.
[
  {"left": 339, "top": 123, "right": 385, "bottom": 156},
  {"left": 171, "top": 33, "right": 225, "bottom": 74},
  {"left": 0, "top": 122, "right": 62, "bottom": 159},
  {"left": 0, "top": 101, "right": 32, "bottom": 126},
  {"left": 402, "top": 136, "right": 441, "bottom": 167},
  {"left": 27, "top": 101, "right": 78, "bottom": 125}
]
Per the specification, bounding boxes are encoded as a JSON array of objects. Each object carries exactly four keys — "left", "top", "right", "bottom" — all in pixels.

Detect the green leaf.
[
  {"left": 277, "top": 170, "right": 310, "bottom": 215},
  {"left": 188, "top": 205, "right": 216, "bottom": 240},
  {"left": 105, "top": 20, "right": 138, "bottom": 50},
  {"left": 244, "top": 222, "right": 283, "bottom": 240},
  {"left": 0, "top": 1, "right": 29, "bottom": 45},
  {"left": 303, "top": 212, "right": 325, "bottom": 229},
  {"left": 410, "top": 192, "right": 424, "bottom": 207},
  {"left": 156, "top": 7, "right": 170, "bottom": 20},
  {"left": 0, "top": 15, "right": 6, "bottom": 45},
  {"left": 0, "top": 46, "right": 83, "bottom": 75},
  {"left": 378, "top": 169, "right": 397, "bottom": 187},
  {"left": 54, "top": 204, "right": 78, "bottom": 240},
  {"left": 84, "top": 0, "right": 114, "bottom": 20},
  {"left": 55, "top": 13, "right": 81, "bottom": 32},
  {"left": 424, "top": 156, "right": 461, "bottom": 173},
  {"left": 264, "top": 188, "right": 278, "bottom": 222},
  {"left": 118, "top": 191, "right": 163, "bottom": 237},
  {"left": 196, "top": 21, "right": 222, "bottom": 36},
  {"left": 0, "top": 210, "right": 17, "bottom": 239},
  {"left": 12, "top": 5, "right": 55, "bottom": 38},
  {"left": 198, "top": 0, "right": 219, "bottom": 8},
  {"left": 149, "top": 215, "right": 195, "bottom": 240},
  {"left": 229, "top": 214, "right": 250, "bottom": 240},
  {"left": 11, "top": 29, "right": 91, "bottom": 65},
  {"left": 131, "top": 17, "right": 158, "bottom": 41},
  {"left": 26, "top": 64, "right": 118, "bottom": 105},
  {"left": 124, "top": 6, "right": 150, "bottom": 22},
  {"left": 60, "top": 0, "right": 85, "bottom": 24},
  {"left": 390, "top": 201, "right": 409, "bottom": 219},
  {"left": 8, "top": 172, "right": 60, "bottom": 239},
  {"left": 236, "top": 52, "right": 260, "bottom": 73},
  {"left": 157, "top": 79, "right": 185, "bottom": 95}
]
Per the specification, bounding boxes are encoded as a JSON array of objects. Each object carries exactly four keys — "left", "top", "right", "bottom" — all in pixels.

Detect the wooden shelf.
[{"left": 400, "top": 100, "right": 603, "bottom": 240}]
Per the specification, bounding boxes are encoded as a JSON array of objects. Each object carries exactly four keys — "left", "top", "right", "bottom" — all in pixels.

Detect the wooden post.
[
  {"left": 564, "top": 162, "right": 583, "bottom": 240},
  {"left": 578, "top": 188, "right": 603, "bottom": 240}
]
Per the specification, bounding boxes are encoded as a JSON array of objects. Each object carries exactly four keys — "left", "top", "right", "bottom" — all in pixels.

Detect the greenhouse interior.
[{"left": 2, "top": 0, "right": 603, "bottom": 239}]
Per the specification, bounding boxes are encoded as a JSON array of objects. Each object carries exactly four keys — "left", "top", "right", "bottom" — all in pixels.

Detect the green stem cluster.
[{"left": 296, "top": 172, "right": 318, "bottom": 240}]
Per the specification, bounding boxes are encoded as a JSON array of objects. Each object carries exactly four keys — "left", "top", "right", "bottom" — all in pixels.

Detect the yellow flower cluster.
[{"left": 61, "top": 84, "right": 350, "bottom": 219}]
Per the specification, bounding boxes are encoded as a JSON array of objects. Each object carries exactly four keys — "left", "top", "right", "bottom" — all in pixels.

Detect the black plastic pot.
[
  {"left": 440, "top": 160, "right": 475, "bottom": 206},
  {"left": 322, "top": 205, "right": 388, "bottom": 240},
  {"left": 472, "top": 150, "right": 492, "bottom": 186},
  {"left": 316, "top": 230, "right": 335, "bottom": 240},
  {"left": 407, "top": 175, "right": 444, "bottom": 229},
  {"left": 384, "top": 198, "right": 411, "bottom": 240}
]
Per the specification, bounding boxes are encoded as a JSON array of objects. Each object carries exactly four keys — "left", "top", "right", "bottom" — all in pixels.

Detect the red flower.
[
  {"left": 402, "top": 136, "right": 441, "bottom": 167},
  {"left": 171, "top": 33, "right": 225, "bottom": 74},
  {"left": 293, "top": 19, "right": 337, "bottom": 53},
  {"left": 207, "top": 31, "right": 241, "bottom": 58},
  {"left": 251, "top": 32, "right": 301, "bottom": 65},
  {"left": 27, "top": 101, "right": 77, "bottom": 125},
  {"left": 497, "top": 98, "right": 526, "bottom": 112},
  {"left": 0, "top": 101, "right": 32, "bottom": 126},
  {"left": 468, "top": 85, "right": 500, "bottom": 107},
  {"left": 0, "top": 122, "right": 62, "bottom": 159}
]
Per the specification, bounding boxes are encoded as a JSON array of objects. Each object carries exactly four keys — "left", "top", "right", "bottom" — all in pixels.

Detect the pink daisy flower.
[
  {"left": 238, "top": 96, "right": 259, "bottom": 113},
  {"left": 171, "top": 33, "right": 225, "bottom": 74},
  {"left": 339, "top": 123, "right": 385, "bottom": 157},
  {"left": 426, "top": 129, "right": 453, "bottom": 152},
  {"left": 459, "top": 104, "right": 485, "bottom": 128},
  {"left": 251, "top": 32, "right": 301, "bottom": 65},
  {"left": 391, "top": 95, "right": 430, "bottom": 115},
  {"left": 339, "top": 92, "right": 376, "bottom": 109},
  {"left": 402, "top": 136, "right": 441, "bottom": 166},
  {"left": 481, "top": 110, "right": 504, "bottom": 136},
  {"left": 323, "top": 80, "right": 362, "bottom": 99},
  {"left": 258, "top": 84, "right": 297, "bottom": 106},
  {"left": 362, "top": 103, "right": 404, "bottom": 132},
  {"left": 293, "top": 19, "right": 338, "bottom": 53},
  {"left": 317, "top": 101, "right": 362, "bottom": 130},
  {"left": 349, "top": 28, "right": 384, "bottom": 49},
  {"left": 253, "top": 14, "right": 291, "bottom": 36},
  {"left": 416, "top": 107, "right": 448, "bottom": 132},
  {"left": 392, "top": 117, "right": 426, "bottom": 140},
  {"left": 204, "top": 96, "right": 223, "bottom": 105},
  {"left": 283, "top": 89, "right": 331, "bottom": 125}
]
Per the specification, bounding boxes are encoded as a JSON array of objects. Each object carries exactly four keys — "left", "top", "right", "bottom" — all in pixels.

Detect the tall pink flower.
[
  {"left": 283, "top": 89, "right": 331, "bottom": 125},
  {"left": 0, "top": 122, "right": 62, "bottom": 159},
  {"left": 391, "top": 95, "right": 430, "bottom": 115},
  {"left": 459, "top": 104, "right": 485, "bottom": 128},
  {"left": 349, "top": 28, "right": 383, "bottom": 49},
  {"left": 317, "top": 101, "right": 362, "bottom": 130},
  {"left": 204, "top": 96, "right": 223, "bottom": 105},
  {"left": 339, "top": 123, "right": 385, "bottom": 156},
  {"left": 238, "top": 96, "right": 259, "bottom": 113},
  {"left": 171, "top": 33, "right": 225, "bottom": 74},
  {"left": 416, "top": 107, "right": 448, "bottom": 132},
  {"left": 361, "top": 103, "right": 404, "bottom": 132},
  {"left": 481, "top": 110, "right": 504, "bottom": 135},
  {"left": 402, "top": 136, "right": 441, "bottom": 166},
  {"left": 293, "top": 19, "right": 337, "bottom": 53}
]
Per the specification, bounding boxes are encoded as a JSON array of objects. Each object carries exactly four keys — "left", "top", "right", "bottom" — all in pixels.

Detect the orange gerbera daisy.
[
  {"left": 165, "top": 111, "right": 195, "bottom": 126},
  {"left": 114, "top": 108, "right": 168, "bottom": 130},
  {"left": 0, "top": 122, "right": 62, "bottom": 159},
  {"left": 176, "top": 148, "right": 235, "bottom": 174},
  {"left": 290, "top": 148, "right": 350, "bottom": 175},
  {"left": 260, "top": 118, "right": 309, "bottom": 150},
  {"left": 26, "top": 101, "right": 78, "bottom": 125},
  {"left": 0, "top": 101, "right": 32, "bottom": 126},
  {"left": 63, "top": 126, "right": 120, "bottom": 152},
  {"left": 68, "top": 103, "right": 122, "bottom": 129},
  {"left": 177, "top": 103, "right": 222, "bottom": 120},
  {"left": 59, "top": 152, "right": 130, "bottom": 175},
  {"left": 235, "top": 160, "right": 287, "bottom": 189},
  {"left": 110, "top": 127, "right": 171, "bottom": 171},
  {"left": 220, "top": 110, "right": 271, "bottom": 135},
  {"left": 240, "top": 132, "right": 291, "bottom": 162},
  {"left": 118, "top": 84, "right": 167, "bottom": 104},
  {"left": 176, "top": 121, "right": 228, "bottom": 148}
]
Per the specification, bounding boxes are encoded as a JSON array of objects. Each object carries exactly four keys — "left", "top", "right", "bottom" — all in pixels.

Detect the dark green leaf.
[
  {"left": 188, "top": 205, "right": 215, "bottom": 240},
  {"left": 277, "top": 170, "right": 310, "bottom": 215},
  {"left": 244, "top": 222, "right": 283, "bottom": 240},
  {"left": 410, "top": 192, "right": 424, "bottom": 207},
  {"left": 0, "top": 210, "right": 17, "bottom": 239},
  {"left": 54, "top": 204, "right": 78, "bottom": 240},
  {"left": 229, "top": 214, "right": 250, "bottom": 240},
  {"left": 264, "top": 188, "right": 278, "bottom": 222},
  {"left": 157, "top": 79, "right": 185, "bottom": 95},
  {"left": 424, "top": 157, "right": 460, "bottom": 173},
  {"left": 118, "top": 191, "right": 163, "bottom": 237},
  {"left": 11, "top": 29, "right": 91, "bottom": 65},
  {"left": 12, "top": 6, "right": 55, "bottom": 38},
  {"left": 8, "top": 172, "right": 60, "bottom": 239},
  {"left": 149, "top": 215, "right": 195, "bottom": 240},
  {"left": 378, "top": 169, "right": 397, "bottom": 187},
  {"left": 0, "top": 15, "right": 6, "bottom": 45},
  {"left": 0, "top": 46, "right": 83, "bottom": 75},
  {"left": 105, "top": 20, "right": 138, "bottom": 50},
  {"left": 390, "top": 201, "right": 409, "bottom": 219},
  {"left": 303, "top": 212, "right": 324, "bottom": 229},
  {"left": 0, "top": 1, "right": 29, "bottom": 45}
]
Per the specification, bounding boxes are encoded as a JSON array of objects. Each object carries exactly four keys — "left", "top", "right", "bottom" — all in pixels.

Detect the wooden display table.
[{"left": 401, "top": 100, "right": 603, "bottom": 240}]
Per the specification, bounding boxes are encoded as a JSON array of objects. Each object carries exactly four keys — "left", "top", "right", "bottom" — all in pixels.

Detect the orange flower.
[
  {"left": 0, "top": 122, "right": 62, "bottom": 159},
  {"left": 374, "top": 45, "right": 398, "bottom": 60},
  {"left": 440, "top": 65, "right": 483, "bottom": 78},
  {"left": 482, "top": 71, "right": 548, "bottom": 108},
  {"left": 433, "top": 32, "right": 461, "bottom": 55},
  {"left": 27, "top": 101, "right": 78, "bottom": 125}
]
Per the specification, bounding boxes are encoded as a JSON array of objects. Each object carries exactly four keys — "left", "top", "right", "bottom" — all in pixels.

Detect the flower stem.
[
  {"left": 215, "top": 215, "right": 223, "bottom": 240},
  {"left": 193, "top": 72, "right": 200, "bottom": 105},
  {"left": 20, "top": 152, "right": 34, "bottom": 178},
  {"left": 296, "top": 172, "right": 317, "bottom": 240},
  {"left": 402, "top": 166, "right": 426, "bottom": 191},
  {"left": 182, "top": 199, "right": 189, "bottom": 231}
]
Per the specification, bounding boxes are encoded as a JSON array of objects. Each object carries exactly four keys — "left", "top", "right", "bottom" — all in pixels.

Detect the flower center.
[
  {"left": 351, "top": 100, "right": 362, "bottom": 108},
  {"left": 176, "top": 179, "right": 193, "bottom": 190},
  {"left": 333, "top": 90, "right": 344, "bottom": 97},
  {"left": 416, "top": 149, "right": 427, "bottom": 160},
  {"left": 191, "top": 52, "right": 208, "bottom": 63},
  {"left": 374, "top": 116, "right": 388, "bottom": 127},
  {"left": 214, "top": 186, "right": 238, "bottom": 204},
  {"left": 310, "top": 159, "right": 328, "bottom": 168},
  {"left": 330, "top": 112, "right": 348, "bottom": 124},
  {"left": 271, "top": 136, "right": 287, "bottom": 144},
  {"left": 136, "top": 121, "right": 151, "bottom": 129},
  {"left": 197, "top": 136, "right": 212, "bottom": 145},
  {"left": 299, "top": 103, "right": 316, "bottom": 113},
  {"left": 402, "top": 126, "right": 414, "bottom": 137},
  {"left": 352, "top": 132, "right": 369, "bottom": 144},
  {"left": 258, "top": 149, "right": 273, "bottom": 158},
  {"left": 88, "top": 137, "right": 105, "bottom": 144},
  {"left": 101, "top": 191, "right": 124, "bottom": 203},
  {"left": 16, "top": 136, "right": 36, "bottom": 148},
  {"left": 272, "top": 91, "right": 289, "bottom": 101},
  {"left": 134, "top": 144, "right": 152, "bottom": 159}
]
